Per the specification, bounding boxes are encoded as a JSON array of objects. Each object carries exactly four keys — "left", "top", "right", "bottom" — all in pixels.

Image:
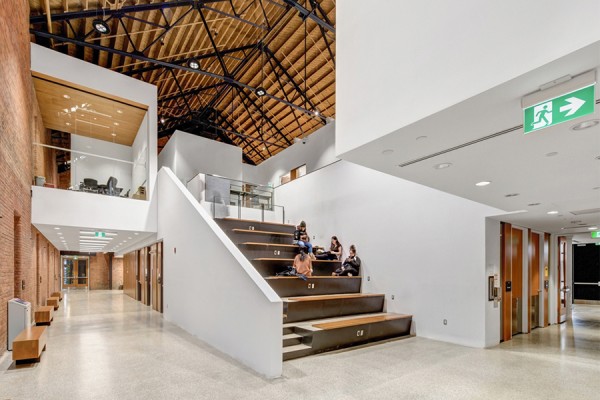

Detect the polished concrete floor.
[{"left": 1, "top": 291, "right": 599, "bottom": 400}]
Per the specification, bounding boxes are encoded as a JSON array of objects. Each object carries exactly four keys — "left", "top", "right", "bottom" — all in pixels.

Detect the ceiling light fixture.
[
  {"left": 571, "top": 119, "right": 599, "bottom": 131},
  {"left": 588, "top": 226, "right": 598, "bottom": 230},
  {"left": 111, "top": 133, "right": 117, "bottom": 137},
  {"left": 188, "top": 58, "right": 200, "bottom": 70},
  {"left": 65, "top": 122, "right": 72, "bottom": 126},
  {"left": 92, "top": 19, "right": 110, "bottom": 35},
  {"left": 113, "top": 122, "right": 119, "bottom": 126},
  {"left": 160, "top": 117, "right": 166, "bottom": 124},
  {"left": 381, "top": 149, "right": 394, "bottom": 155},
  {"left": 434, "top": 163, "right": 452, "bottom": 170},
  {"left": 63, "top": 94, "right": 71, "bottom": 99},
  {"left": 475, "top": 181, "right": 491, "bottom": 187},
  {"left": 54, "top": 227, "right": 60, "bottom": 230},
  {"left": 313, "top": 110, "right": 320, "bottom": 117},
  {"left": 255, "top": 87, "right": 266, "bottom": 97},
  {"left": 547, "top": 210, "right": 559, "bottom": 215},
  {"left": 545, "top": 152, "right": 558, "bottom": 157},
  {"left": 116, "top": 109, "right": 123, "bottom": 114},
  {"left": 505, "top": 193, "right": 520, "bottom": 197},
  {"left": 528, "top": 203, "right": 541, "bottom": 206}
]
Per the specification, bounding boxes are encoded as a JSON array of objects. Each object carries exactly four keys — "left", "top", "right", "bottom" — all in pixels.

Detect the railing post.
[
  {"left": 261, "top": 204, "right": 265, "bottom": 222},
  {"left": 282, "top": 206, "right": 285, "bottom": 224}
]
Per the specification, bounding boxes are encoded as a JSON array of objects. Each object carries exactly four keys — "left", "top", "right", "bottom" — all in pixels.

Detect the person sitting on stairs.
[
  {"left": 332, "top": 245, "right": 361, "bottom": 276},
  {"left": 294, "top": 221, "right": 314, "bottom": 259},
  {"left": 317, "top": 235, "right": 343, "bottom": 260},
  {"left": 293, "top": 250, "right": 313, "bottom": 277}
]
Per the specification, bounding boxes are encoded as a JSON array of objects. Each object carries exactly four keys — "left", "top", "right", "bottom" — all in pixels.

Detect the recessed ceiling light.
[
  {"left": 313, "top": 110, "right": 320, "bottom": 117},
  {"left": 545, "top": 152, "right": 558, "bottom": 157},
  {"left": 65, "top": 122, "right": 72, "bottom": 126},
  {"left": 416, "top": 136, "right": 427, "bottom": 141},
  {"left": 63, "top": 94, "right": 71, "bottom": 99},
  {"left": 547, "top": 210, "right": 559, "bottom": 215},
  {"left": 255, "top": 87, "right": 266, "bottom": 97},
  {"left": 116, "top": 109, "right": 123, "bottom": 114},
  {"left": 434, "top": 163, "right": 452, "bottom": 170},
  {"left": 588, "top": 226, "right": 598, "bottom": 230},
  {"left": 528, "top": 203, "right": 541, "bottom": 206},
  {"left": 92, "top": 19, "right": 111, "bottom": 35},
  {"left": 381, "top": 149, "right": 394, "bottom": 155},
  {"left": 188, "top": 58, "right": 200, "bottom": 70},
  {"left": 160, "top": 117, "right": 166, "bottom": 124},
  {"left": 113, "top": 122, "right": 119, "bottom": 126},
  {"left": 111, "top": 133, "right": 117, "bottom": 137},
  {"left": 134, "top": 232, "right": 139, "bottom": 235},
  {"left": 505, "top": 193, "right": 520, "bottom": 197},
  {"left": 128, "top": 237, "right": 132, "bottom": 239},
  {"left": 571, "top": 119, "right": 599, "bottom": 131},
  {"left": 54, "top": 227, "right": 60, "bottom": 230},
  {"left": 475, "top": 181, "right": 491, "bottom": 187}
]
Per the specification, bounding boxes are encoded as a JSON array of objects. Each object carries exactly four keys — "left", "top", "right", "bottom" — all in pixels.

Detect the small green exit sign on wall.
[
  {"left": 591, "top": 231, "right": 600, "bottom": 239},
  {"left": 95, "top": 232, "right": 106, "bottom": 237},
  {"left": 524, "top": 84, "right": 595, "bottom": 133}
]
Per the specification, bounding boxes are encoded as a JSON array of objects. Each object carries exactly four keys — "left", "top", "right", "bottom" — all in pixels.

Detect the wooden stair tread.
[
  {"left": 233, "top": 229, "right": 294, "bottom": 237},
  {"left": 313, "top": 313, "right": 411, "bottom": 330},
  {"left": 283, "top": 344, "right": 311, "bottom": 354},
  {"left": 220, "top": 218, "right": 294, "bottom": 228},
  {"left": 241, "top": 242, "right": 298, "bottom": 248},
  {"left": 254, "top": 258, "right": 340, "bottom": 263},
  {"left": 284, "top": 293, "right": 383, "bottom": 302}
]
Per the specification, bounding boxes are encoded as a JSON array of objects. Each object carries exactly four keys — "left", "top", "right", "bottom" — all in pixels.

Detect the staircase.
[{"left": 216, "top": 217, "right": 413, "bottom": 360}]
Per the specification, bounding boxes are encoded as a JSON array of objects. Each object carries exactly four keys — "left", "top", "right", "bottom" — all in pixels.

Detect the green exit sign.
[
  {"left": 592, "top": 231, "right": 600, "bottom": 239},
  {"left": 524, "top": 84, "right": 595, "bottom": 133},
  {"left": 95, "top": 232, "right": 106, "bottom": 237}
]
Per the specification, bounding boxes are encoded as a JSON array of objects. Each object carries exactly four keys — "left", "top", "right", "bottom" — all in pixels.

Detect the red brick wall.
[
  {"left": 89, "top": 253, "right": 110, "bottom": 290},
  {"left": 112, "top": 257, "right": 124, "bottom": 290},
  {"left": 0, "top": 0, "right": 33, "bottom": 355}
]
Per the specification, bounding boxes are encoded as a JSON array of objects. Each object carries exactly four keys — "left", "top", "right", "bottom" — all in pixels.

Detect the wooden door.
[
  {"left": 501, "top": 222, "right": 512, "bottom": 341},
  {"left": 543, "top": 233, "right": 550, "bottom": 326},
  {"left": 557, "top": 237, "right": 568, "bottom": 323},
  {"left": 149, "top": 242, "right": 164, "bottom": 312},
  {"left": 511, "top": 228, "right": 523, "bottom": 335},
  {"left": 136, "top": 250, "right": 142, "bottom": 301},
  {"left": 528, "top": 232, "right": 541, "bottom": 331}
]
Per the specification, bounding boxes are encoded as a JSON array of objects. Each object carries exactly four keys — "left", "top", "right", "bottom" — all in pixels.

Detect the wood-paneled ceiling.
[
  {"left": 33, "top": 72, "right": 147, "bottom": 146},
  {"left": 29, "top": 0, "right": 336, "bottom": 165}
]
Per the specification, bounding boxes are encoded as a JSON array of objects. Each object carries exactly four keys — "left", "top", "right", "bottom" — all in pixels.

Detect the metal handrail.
[{"left": 211, "top": 195, "right": 285, "bottom": 223}]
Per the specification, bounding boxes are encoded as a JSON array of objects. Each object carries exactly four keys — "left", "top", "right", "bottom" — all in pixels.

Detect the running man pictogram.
[{"left": 532, "top": 102, "right": 553, "bottom": 129}]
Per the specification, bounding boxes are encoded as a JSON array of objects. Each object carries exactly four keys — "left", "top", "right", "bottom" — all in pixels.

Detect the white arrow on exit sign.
[{"left": 559, "top": 97, "right": 586, "bottom": 116}]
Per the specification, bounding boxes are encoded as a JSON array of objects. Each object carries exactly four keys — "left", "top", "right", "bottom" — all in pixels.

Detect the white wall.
[
  {"left": 131, "top": 113, "right": 149, "bottom": 197},
  {"left": 275, "top": 160, "right": 503, "bottom": 347},
  {"left": 336, "top": 0, "right": 600, "bottom": 155},
  {"left": 157, "top": 168, "right": 282, "bottom": 378},
  {"left": 243, "top": 122, "right": 337, "bottom": 186},
  {"left": 32, "top": 186, "right": 156, "bottom": 233},
  {"left": 70, "top": 134, "right": 133, "bottom": 193},
  {"left": 158, "top": 130, "right": 243, "bottom": 183},
  {"left": 31, "top": 43, "right": 157, "bottom": 197},
  {"left": 484, "top": 218, "right": 501, "bottom": 346}
]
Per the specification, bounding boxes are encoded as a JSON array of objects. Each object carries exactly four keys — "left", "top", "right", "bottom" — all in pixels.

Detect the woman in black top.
[
  {"left": 333, "top": 245, "right": 361, "bottom": 276},
  {"left": 317, "top": 236, "right": 343, "bottom": 260}
]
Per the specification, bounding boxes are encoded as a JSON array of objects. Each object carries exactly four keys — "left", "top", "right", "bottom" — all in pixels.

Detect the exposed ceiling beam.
[
  {"left": 280, "top": 0, "right": 335, "bottom": 33},
  {"left": 31, "top": 29, "right": 322, "bottom": 120}
]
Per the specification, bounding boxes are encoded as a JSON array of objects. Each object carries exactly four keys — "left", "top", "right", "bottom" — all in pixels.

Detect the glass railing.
[
  {"left": 32, "top": 141, "right": 148, "bottom": 200},
  {"left": 187, "top": 173, "right": 285, "bottom": 223}
]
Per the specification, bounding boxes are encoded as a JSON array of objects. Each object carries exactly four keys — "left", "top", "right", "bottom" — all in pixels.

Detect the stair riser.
[
  {"left": 282, "top": 327, "right": 294, "bottom": 335},
  {"left": 283, "top": 337, "right": 303, "bottom": 347},
  {"left": 216, "top": 219, "right": 295, "bottom": 235},
  {"left": 284, "top": 317, "right": 413, "bottom": 360},
  {"left": 267, "top": 278, "right": 362, "bottom": 297},
  {"left": 253, "top": 260, "right": 341, "bottom": 277},
  {"left": 229, "top": 232, "right": 293, "bottom": 245},
  {"left": 284, "top": 296, "right": 385, "bottom": 323}
]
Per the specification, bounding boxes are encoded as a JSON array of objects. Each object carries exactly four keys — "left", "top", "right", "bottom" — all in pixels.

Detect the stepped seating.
[{"left": 216, "top": 217, "right": 413, "bottom": 360}]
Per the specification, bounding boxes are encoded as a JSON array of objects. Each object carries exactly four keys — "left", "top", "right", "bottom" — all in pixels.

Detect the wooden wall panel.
[
  {"left": 543, "top": 233, "right": 550, "bottom": 327},
  {"left": 501, "top": 222, "right": 512, "bottom": 341}
]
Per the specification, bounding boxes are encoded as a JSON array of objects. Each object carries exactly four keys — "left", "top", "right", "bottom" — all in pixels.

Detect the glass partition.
[{"left": 187, "top": 173, "right": 285, "bottom": 223}]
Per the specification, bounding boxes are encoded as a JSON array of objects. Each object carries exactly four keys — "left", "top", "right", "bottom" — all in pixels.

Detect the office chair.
[
  {"left": 83, "top": 178, "right": 98, "bottom": 192},
  {"left": 107, "top": 176, "right": 118, "bottom": 196}
]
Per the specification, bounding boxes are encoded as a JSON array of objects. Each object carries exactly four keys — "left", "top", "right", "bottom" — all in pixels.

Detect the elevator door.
[{"left": 511, "top": 228, "right": 523, "bottom": 335}]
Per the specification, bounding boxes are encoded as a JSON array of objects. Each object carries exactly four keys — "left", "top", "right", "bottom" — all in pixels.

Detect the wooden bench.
[
  {"left": 51, "top": 291, "right": 63, "bottom": 301},
  {"left": 34, "top": 306, "right": 54, "bottom": 326},
  {"left": 313, "top": 313, "right": 410, "bottom": 330},
  {"left": 241, "top": 242, "right": 299, "bottom": 248},
  {"left": 232, "top": 229, "right": 294, "bottom": 237},
  {"left": 46, "top": 297, "right": 59, "bottom": 310},
  {"left": 12, "top": 326, "right": 47, "bottom": 362}
]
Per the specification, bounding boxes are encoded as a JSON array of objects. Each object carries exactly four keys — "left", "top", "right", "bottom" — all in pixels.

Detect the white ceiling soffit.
[{"left": 341, "top": 41, "right": 600, "bottom": 236}]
